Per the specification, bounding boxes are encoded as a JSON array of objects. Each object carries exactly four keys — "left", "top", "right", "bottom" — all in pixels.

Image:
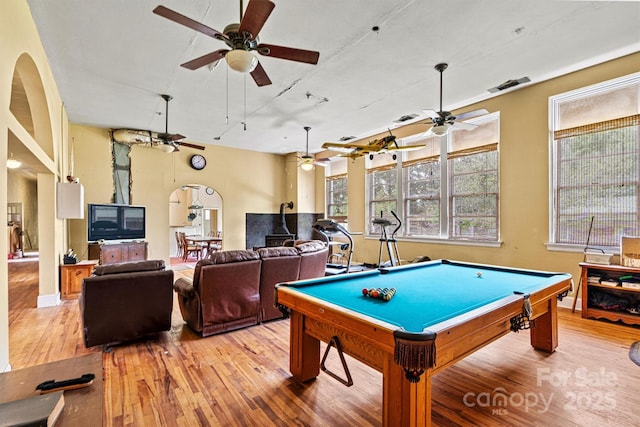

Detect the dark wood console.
[{"left": 88, "top": 241, "right": 148, "bottom": 265}]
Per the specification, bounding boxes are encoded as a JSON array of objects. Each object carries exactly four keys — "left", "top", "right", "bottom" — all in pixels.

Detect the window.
[
  {"left": 449, "top": 147, "right": 499, "bottom": 240},
  {"left": 367, "top": 112, "right": 500, "bottom": 242},
  {"left": 550, "top": 73, "right": 640, "bottom": 248},
  {"left": 327, "top": 174, "right": 348, "bottom": 223},
  {"left": 367, "top": 152, "right": 399, "bottom": 234},
  {"left": 403, "top": 135, "right": 441, "bottom": 237},
  {"left": 325, "top": 157, "right": 348, "bottom": 224}
]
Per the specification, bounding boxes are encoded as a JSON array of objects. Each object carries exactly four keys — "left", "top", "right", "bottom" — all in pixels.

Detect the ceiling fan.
[
  {"left": 423, "top": 63, "right": 488, "bottom": 136},
  {"left": 153, "top": 0, "right": 320, "bottom": 87},
  {"left": 299, "top": 126, "right": 329, "bottom": 171},
  {"left": 156, "top": 94, "right": 205, "bottom": 153}
]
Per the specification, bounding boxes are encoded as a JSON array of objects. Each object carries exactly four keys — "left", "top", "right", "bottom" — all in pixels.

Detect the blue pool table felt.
[{"left": 288, "top": 262, "right": 568, "bottom": 333}]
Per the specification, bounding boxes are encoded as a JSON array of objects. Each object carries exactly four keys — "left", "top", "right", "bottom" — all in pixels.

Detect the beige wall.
[
  {"left": 69, "top": 125, "right": 290, "bottom": 263},
  {"left": 1, "top": 0, "right": 70, "bottom": 371},
  {"left": 344, "top": 53, "right": 640, "bottom": 283}
]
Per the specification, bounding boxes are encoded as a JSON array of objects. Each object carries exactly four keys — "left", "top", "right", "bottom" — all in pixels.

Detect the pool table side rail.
[
  {"left": 380, "top": 258, "right": 571, "bottom": 278},
  {"left": 276, "top": 285, "right": 400, "bottom": 343},
  {"left": 276, "top": 273, "right": 572, "bottom": 377}
]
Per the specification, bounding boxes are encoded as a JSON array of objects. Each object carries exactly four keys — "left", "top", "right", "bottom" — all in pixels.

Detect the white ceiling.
[{"left": 26, "top": 0, "right": 640, "bottom": 156}]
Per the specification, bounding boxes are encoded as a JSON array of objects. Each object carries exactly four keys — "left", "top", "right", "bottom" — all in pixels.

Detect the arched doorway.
[
  {"left": 7, "top": 53, "right": 57, "bottom": 304},
  {"left": 168, "top": 184, "right": 223, "bottom": 260}
]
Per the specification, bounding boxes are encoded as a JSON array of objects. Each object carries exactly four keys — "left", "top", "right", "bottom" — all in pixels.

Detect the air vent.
[
  {"left": 339, "top": 136, "right": 356, "bottom": 141},
  {"left": 488, "top": 77, "right": 531, "bottom": 93},
  {"left": 393, "top": 113, "right": 419, "bottom": 123}
]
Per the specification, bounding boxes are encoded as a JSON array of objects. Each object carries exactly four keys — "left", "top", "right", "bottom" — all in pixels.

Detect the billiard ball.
[
  {"left": 371, "top": 289, "right": 379, "bottom": 298},
  {"left": 477, "top": 272, "right": 483, "bottom": 278},
  {"left": 362, "top": 288, "right": 369, "bottom": 296}
]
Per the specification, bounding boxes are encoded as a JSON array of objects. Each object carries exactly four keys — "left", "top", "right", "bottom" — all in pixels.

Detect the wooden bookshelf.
[{"left": 580, "top": 262, "right": 640, "bottom": 326}]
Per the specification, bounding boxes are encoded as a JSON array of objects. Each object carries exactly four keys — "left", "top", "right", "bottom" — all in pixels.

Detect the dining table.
[{"left": 186, "top": 235, "right": 222, "bottom": 259}]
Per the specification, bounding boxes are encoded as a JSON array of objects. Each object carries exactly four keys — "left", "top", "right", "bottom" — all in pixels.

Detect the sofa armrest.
[{"left": 174, "top": 277, "right": 196, "bottom": 298}]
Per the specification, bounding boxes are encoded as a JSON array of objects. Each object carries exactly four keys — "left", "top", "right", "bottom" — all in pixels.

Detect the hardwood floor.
[{"left": 7, "top": 261, "right": 640, "bottom": 426}]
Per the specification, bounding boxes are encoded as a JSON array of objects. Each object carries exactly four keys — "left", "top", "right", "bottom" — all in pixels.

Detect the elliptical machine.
[{"left": 373, "top": 210, "right": 401, "bottom": 267}]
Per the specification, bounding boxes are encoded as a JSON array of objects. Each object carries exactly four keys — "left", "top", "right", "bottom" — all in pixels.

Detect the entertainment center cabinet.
[
  {"left": 580, "top": 262, "right": 640, "bottom": 326},
  {"left": 88, "top": 241, "right": 148, "bottom": 265}
]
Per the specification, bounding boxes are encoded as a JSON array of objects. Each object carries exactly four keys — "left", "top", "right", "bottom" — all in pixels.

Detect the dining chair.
[
  {"left": 175, "top": 231, "right": 183, "bottom": 259},
  {"left": 179, "top": 232, "right": 202, "bottom": 261}
]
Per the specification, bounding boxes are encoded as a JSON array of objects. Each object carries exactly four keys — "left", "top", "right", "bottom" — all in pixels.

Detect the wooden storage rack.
[{"left": 580, "top": 262, "right": 640, "bottom": 326}]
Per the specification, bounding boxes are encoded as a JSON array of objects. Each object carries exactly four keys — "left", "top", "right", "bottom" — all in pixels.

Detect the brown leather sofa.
[
  {"left": 80, "top": 260, "right": 174, "bottom": 348},
  {"left": 174, "top": 250, "right": 263, "bottom": 337},
  {"left": 256, "top": 246, "right": 301, "bottom": 322},
  {"left": 294, "top": 240, "right": 330, "bottom": 279},
  {"left": 174, "top": 241, "right": 329, "bottom": 336}
]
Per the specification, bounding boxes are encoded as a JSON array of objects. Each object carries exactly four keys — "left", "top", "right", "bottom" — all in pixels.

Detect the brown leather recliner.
[
  {"left": 174, "top": 250, "right": 262, "bottom": 337},
  {"left": 256, "top": 246, "right": 301, "bottom": 322},
  {"left": 80, "top": 260, "right": 174, "bottom": 348}
]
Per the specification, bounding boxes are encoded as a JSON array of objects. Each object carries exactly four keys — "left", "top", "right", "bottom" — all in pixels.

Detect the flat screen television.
[{"left": 88, "top": 203, "right": 146, "bottom": 242}]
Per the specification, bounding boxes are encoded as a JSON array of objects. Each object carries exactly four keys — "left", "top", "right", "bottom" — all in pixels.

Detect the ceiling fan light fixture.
[
  {"left": 225, "top": 49, "right": 258, "bottom": 73},
  {"left": 156, "top": 143, "right": 176, "bottom": 153},
  {"left": 431, "top": 124, "right": 449, "bottom": 136},
  {"left": 300, "top": 159, "right": 314, "bottom": 171},
  {"left": 7, "top": 153, "right": 21, "bottom": 169}
]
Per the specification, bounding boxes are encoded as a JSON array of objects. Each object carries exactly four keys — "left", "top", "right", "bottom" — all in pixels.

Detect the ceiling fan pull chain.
[{"left": 225, "top": 66, "right": 229, "bottom": 125}]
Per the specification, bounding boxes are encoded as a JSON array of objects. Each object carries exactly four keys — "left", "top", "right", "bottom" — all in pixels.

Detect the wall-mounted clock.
[{"left": 189, "top": 154, "right": 206, "bottom": 170}]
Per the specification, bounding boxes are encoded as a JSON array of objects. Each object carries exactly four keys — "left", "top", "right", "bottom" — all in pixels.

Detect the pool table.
[{"left": 275, "top": 259, "right": 572, "bottom": 427}]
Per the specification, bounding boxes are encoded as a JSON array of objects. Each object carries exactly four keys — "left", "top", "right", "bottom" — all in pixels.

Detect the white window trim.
[{"left": 547, "top": 71, "right": 640, "bottom": 253}]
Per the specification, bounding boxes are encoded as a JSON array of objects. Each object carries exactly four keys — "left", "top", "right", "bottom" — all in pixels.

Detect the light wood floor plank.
[{"left": 7, "top": 261, "right": 640, "bottom": 426}]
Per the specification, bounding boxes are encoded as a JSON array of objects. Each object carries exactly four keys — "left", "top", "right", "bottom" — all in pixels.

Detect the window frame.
[
  {"left": 548, "top": 72, "right": 640, "bottom": 253},
  {"left": 364, "top": 112, "right": 501, "bottom": 245},
  {"left": 326, "top": 173, "right": 348, "bottom": 224}
]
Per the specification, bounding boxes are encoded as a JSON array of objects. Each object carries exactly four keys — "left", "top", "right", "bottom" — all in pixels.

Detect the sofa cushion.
[
  {"left": 294, "top": 240, "right": 327, "bottom": 254},
  {"left": 209, "top": 249, "right": 260, "bottom": 264},
  {"left": 92, "top": 259, "right": 165, "bottom": 276},
  {"left": 192, "top": 250, "right": 260, "bottom": 294},
  {"left": 257, "top": 246, "right": 301, "bottom": 322},
  {"left": 257, "top": 246, "right": 298, "bottom": 259}
]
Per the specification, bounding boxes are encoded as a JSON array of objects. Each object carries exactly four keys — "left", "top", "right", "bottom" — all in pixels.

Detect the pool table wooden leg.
[
  {"left": 289, "top": 311, "right": 321, "bottom": 382},
  {"left": 382, "top": 355, "right": 430, "bottom": 427},
  {"left": 530, "top": 296, "right": 558, "bottom": 353}
]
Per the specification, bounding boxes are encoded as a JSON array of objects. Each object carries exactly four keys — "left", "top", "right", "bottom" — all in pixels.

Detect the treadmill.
[{"left": 313, "top": 219, "right": 354, "bottom": 275}]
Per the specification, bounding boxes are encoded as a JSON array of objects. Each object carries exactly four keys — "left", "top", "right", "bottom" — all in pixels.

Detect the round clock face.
[{"left": 190, "top": 154, "right": 206, "bottom": 170}]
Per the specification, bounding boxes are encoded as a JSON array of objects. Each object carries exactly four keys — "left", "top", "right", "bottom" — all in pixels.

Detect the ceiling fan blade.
[
  {"left": 453, "top": 108, "right": 489, "bottom": 121},
  {"left": 256, "top": 43, "right": 319, "bottom": 64},
  {"left": 450, "top": 121, "right": 477, "bottom": 131},
  {"left": 238, "top": 0, "right": 275, "bottom": 38},
  {"left": 177, "top": 141, "right": 206, "bottom": 151},
  {"left": 167, "top": 133, "right": 186, "bottom": 142},
  {"left": 153, "top": 6, "right": 227, "bottom": 41},
  {"left": 250, "top": 61, "right": 272, "bottom": 86},
  {"left": 181, "top": 49, "right": 228, "bottom": 70}
]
